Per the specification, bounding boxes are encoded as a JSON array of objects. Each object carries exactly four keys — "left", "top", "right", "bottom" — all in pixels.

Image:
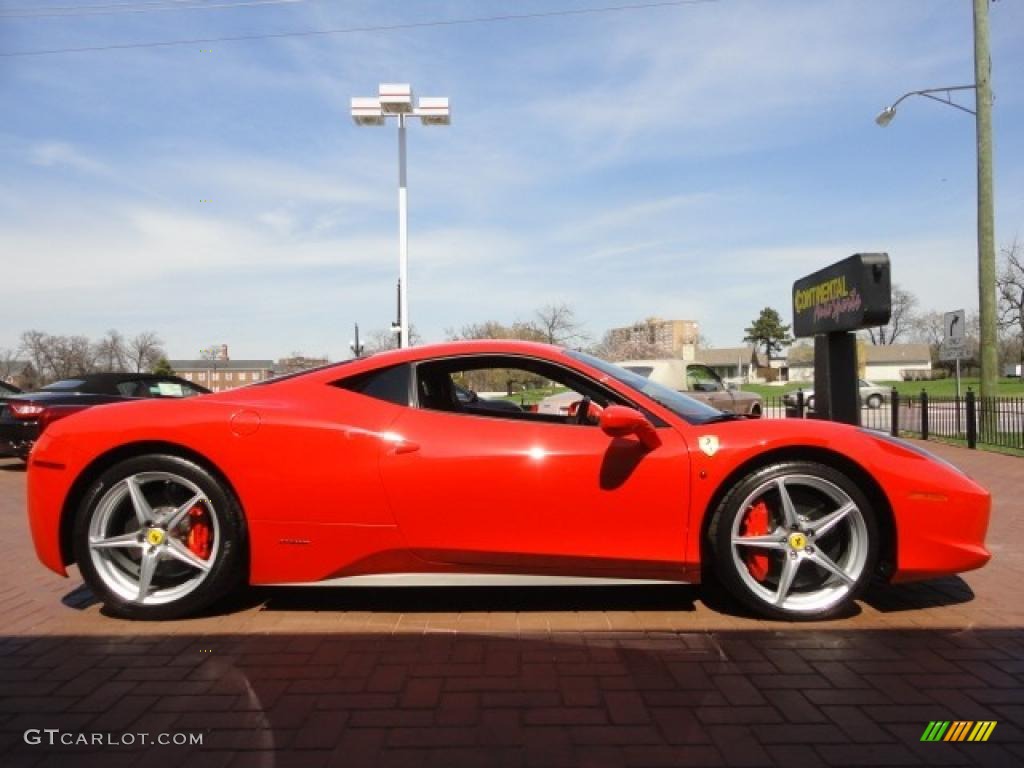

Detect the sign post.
[
  {"left": 940, "top": 309, "right": 967, "bottom": 433},
  {"left": 792, "top": 253, "right": 892, "bottom": 425}
]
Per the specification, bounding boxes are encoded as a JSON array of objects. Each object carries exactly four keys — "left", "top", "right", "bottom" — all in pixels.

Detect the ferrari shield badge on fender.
[{"left": 698, "top": 435, "right": 720, "bottom": 457}]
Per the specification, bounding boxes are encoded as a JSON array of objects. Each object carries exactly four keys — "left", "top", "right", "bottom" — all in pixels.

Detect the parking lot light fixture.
[{"left": 350, "top": 83, "right": 450, "bottom": 349}]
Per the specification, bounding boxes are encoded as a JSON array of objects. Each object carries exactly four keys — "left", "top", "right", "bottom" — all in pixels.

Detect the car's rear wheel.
[
  {"left": 73, "top": 454, "right": 245, "bottom": 620},
  {"left": 708, "top": 461, "right": 877, "bottom": 620},
  {"left": 749, "top": 404, "right": 762, "bottom": 418},
  {"left": 866, "top": 393, "right": 883, "bottom": 409}
]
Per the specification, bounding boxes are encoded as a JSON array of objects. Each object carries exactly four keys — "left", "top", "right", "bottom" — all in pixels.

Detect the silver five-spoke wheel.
[
  {"left": 75, "top": 454, "right": 244, "bottom": 620},
  {"left": 88, "top": 472, "right": 219, "bottom": 605},
  {"left": 710, "top": 462, "right": 878, "bottom": 620}
]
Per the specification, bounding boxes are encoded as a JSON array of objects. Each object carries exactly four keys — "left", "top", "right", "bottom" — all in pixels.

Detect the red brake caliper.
[
  {"left": 186, "top": 506, "right": 212, "bottom": 560},
  {"left": 741, "top": 501, "right": 770, "bottom": 581}
]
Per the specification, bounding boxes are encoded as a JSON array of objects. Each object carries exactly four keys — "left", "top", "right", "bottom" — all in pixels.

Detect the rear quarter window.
[{"left": 335, "top": 364, "right": 411, "bottom": 407}]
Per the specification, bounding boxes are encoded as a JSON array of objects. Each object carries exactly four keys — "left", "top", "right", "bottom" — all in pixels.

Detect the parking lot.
[{"left": 2, "top": 442, "right": 1023, "bottom": 767}]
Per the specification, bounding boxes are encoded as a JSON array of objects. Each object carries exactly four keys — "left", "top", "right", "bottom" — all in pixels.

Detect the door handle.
[{"left": 392, "top": 440, "right": 420, "bottom": 455}]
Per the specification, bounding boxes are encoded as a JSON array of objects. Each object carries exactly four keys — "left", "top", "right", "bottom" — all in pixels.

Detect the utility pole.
[
  {"left": 350, "top": 323, "right": 363, "bottom": 358},
  {"left": 973, "top": 0, "right": 998, "bottom": 401}
]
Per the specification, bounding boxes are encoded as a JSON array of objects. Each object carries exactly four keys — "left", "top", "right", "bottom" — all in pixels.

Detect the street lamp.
[
  {"left": 874, "top": 0, "right": 997, "bottom": 401},
  {"left": 874, "top": 84, "right": 977, "bottom": 126},
  {"left": 351, "top": 83, "right": 450, "bottom": 349}
]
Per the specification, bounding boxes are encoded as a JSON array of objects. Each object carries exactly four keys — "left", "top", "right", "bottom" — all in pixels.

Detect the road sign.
[
  {"left": 939, "top": 343, "right": 970, "bottom": 362},
  {"left": 944, "top": 309, "right": 966, "bottom": 343}
]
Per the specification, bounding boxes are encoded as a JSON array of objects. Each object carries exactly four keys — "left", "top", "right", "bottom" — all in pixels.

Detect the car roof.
[
  {"left": 262, "top": 340, "right": 575, "bottom": 387},
  {"left": 36, "top": 373, "right": 205, "bottom": 395}
]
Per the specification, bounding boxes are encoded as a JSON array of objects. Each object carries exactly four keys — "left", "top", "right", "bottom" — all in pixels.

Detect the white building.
[{"left": 786, "top": 343, "right": 932, "bottom": 382}]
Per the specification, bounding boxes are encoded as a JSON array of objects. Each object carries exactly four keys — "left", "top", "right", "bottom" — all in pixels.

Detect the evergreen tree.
[{"left": 743, "top": 307, "right": 794, "bottom": 359}]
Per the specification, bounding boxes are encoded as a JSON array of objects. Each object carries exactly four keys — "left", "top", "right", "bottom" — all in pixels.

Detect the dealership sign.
[{"left": 792, "top": 253, "right": 892, "bottom": 337}]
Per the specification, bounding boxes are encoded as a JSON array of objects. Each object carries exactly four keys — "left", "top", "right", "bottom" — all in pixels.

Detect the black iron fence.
[{"left": 759, "top": 389, "right": 1024, "bottom": 452}]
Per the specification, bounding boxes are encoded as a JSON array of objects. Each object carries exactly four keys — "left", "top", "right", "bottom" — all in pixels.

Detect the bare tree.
[
  {"left": 19, "top": 330, "right": 54, "bottom": 382},
  {"left": 0, "top": 348, "right": 20, "bottom": 383},
  {"left": 998, "top": 238, "right": 1024, "bottom": 363},
  {"left": 127, "top": 331, "right": 165, "bottom": 373},
  {"left": 588, "top": 330, "right": 665, "bottom": 362},
  {"left": 362, "top": 326, "right": 422, "bottom": 354},
  {"left": 277, "top": 352, "right": 330, "bottom": 374},
  {"left": 446, "top": 320, "right": 544, "bottom": 343},
  {"left": 910, "top": 310, "right": 946, "bottom": 349},
  {"left": 93, "top": 329, "right": 128, "bottom": 372},
  {"left": 533, "top": 303, "right": 587, "bottom": 347},
  {"left": 66, "top": 335, "right": 96, "bottom": 376},
  {"left": 866, "top": 284, "right": 918, "bottom": 345}
]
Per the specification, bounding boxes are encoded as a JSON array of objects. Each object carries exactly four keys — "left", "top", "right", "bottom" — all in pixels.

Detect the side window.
[
  {"left": 116, "top": 380, "right": 149, "bottom": 397},
  {"left": 336, "top": 364, "right": 412, "bottom": 407},
  {"left": 414, "top": 356, "right": 623, "bottom": 426},
  {"left": 150, "top": 380, "right": 199, "bottom": 398},
  {"left": 687, "top": 365, "right": 722, "bottom": 392}
]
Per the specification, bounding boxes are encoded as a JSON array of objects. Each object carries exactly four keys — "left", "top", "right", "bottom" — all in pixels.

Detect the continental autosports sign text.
[
  {"left": 794, "top": 276, "right": 851, "bottom": 312},
  {"left": 792, "top": 253, "right": 892, "bottom": 337}
]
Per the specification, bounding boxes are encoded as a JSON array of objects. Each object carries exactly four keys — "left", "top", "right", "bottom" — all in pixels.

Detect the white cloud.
[{"left": 28, "top": 141, "right": 107, "bottom": 174}]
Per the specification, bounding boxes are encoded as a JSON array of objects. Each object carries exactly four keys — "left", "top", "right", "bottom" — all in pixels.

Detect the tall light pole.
[
  {"left": 875, "top": 0, "right": 997, "bottom": 400},
  {"left": 351, "top": 83, "right": 450, "bottom": 349}
]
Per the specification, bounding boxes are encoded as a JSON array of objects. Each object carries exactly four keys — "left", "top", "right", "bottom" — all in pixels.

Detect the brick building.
[{"left": 168, "top": 353, "right": 275, "bottom": 393}]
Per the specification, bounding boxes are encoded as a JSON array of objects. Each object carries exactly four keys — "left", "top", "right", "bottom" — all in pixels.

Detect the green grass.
[
  {"left": 886, "top": 377, "right": 1024, "bottom": 397},
  {"left": 741, "top": 382, "right": 807, "bottom": 397},
  {"left": 741, "top": 377, "right": 1024, "bottom": 399},
  {"left": 494, "top": 385, "right": 570, "bottom": 406}
]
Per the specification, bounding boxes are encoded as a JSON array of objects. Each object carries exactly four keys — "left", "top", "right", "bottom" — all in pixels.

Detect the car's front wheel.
[
  {"left": 73, "top": 454, "right": 245, "bottom": 620},
  {"left": 866, "top": 394, "right": 883, "bottom": 409},
  {"left": 708, "top": 461, "right": 878, "bottom": 620}
]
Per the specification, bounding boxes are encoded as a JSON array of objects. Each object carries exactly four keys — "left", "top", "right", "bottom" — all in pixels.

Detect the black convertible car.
[{"left": 0, "top": 373, "right": 208, "bottom": 460}]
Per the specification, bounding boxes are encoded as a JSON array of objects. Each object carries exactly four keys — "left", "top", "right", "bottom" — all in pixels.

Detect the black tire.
[
  {"left": 707, "top": 461, "right": 878, "bottom": 621},
  {"left": 749, "top": 405, "right": 762, "bottom": 419},
  {"left": 866, "top": 394, "right": 883, "bottom": 410},
  {"left": 73, "top": 454, "right": 246, "bottom": 620}
]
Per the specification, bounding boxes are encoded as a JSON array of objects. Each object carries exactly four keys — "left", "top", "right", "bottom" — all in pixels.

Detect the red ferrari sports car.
[{"left": 26, "top": 340, "right": 991, "bottom": 621}]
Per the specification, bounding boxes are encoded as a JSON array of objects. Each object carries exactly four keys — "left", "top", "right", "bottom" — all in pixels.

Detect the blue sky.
[{"left": 1, "top": 0, "right": 1022, "bottom": 360}]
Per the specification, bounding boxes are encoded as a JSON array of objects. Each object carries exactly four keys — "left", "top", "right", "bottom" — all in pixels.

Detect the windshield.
[
  {"left": 622, "top": 365, "right": 654, "bottom": 378},
  {"left": 567, "top": 350, "right": 724, "bottom": 424},
  {"left": 41, "top": 379, "right": 87, "bottom": 391}
]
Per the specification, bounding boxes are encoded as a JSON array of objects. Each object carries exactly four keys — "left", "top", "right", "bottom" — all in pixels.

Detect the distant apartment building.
[
  {"left": 608, "top": 318, "right": 700, "bottom": 357},
  {"left": 168, "top": 346, "right": 274, "bottom": 393}
]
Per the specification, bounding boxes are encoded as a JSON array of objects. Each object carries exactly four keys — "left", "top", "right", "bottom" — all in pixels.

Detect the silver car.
[{"left": 784, "top": 379, "right": 889, "bottom": 411}]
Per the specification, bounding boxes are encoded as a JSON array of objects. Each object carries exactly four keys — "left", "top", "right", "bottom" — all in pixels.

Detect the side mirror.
[{"left": 599, "top": 405, "right": 662, "bottom": 451}]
